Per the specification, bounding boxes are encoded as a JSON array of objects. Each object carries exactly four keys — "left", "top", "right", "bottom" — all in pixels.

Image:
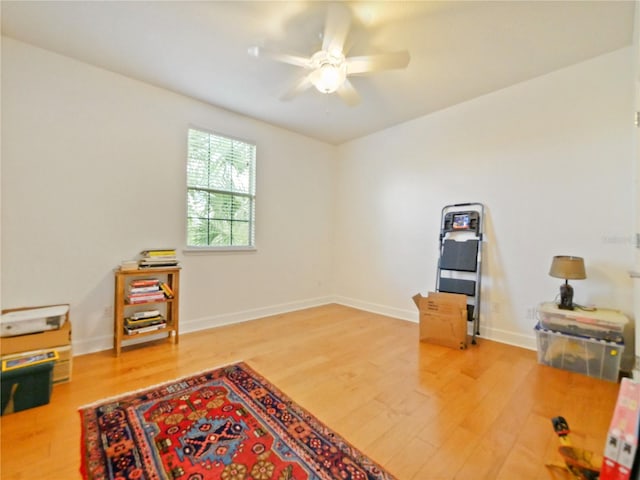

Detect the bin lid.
[
  {"left": 534, "top": 322, "right": 624, "bottom": 346},
  {"left": 538, "top": 302, "right": 628, "bottom": 327}
]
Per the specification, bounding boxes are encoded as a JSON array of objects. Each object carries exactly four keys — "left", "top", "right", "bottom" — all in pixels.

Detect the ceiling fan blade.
[
  {"left": 346, "top": 51, "right": 410, "bottom": 75},
  {"left": 336, "top": 79, "right": 360, "bottom": 106},
  {"left": 322, "top": 2, "right": 351, "bottom": 54},
  {"left": 280, "top": 73, "right": 314, "bottom": 101},
  {"left": 248, "top": 46, "right": 310, "bottom": 68}
]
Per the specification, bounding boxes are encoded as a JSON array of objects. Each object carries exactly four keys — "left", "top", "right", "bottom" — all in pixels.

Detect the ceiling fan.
[{"left": 248, "top": 2, "right": 410, "bottom": 106}]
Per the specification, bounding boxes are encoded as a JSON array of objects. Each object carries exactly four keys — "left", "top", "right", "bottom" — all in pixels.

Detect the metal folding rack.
[{"left": 435, "top": 203, "right": 485, "bottom": 344}]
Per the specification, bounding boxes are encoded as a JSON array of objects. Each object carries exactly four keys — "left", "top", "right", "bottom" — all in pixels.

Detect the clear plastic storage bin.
[
  {"left": 534, "top": 323, "right": 623, "bottom": 382},
  {"left": 536, "top": 302, "right": 627, "bottom": 343}
]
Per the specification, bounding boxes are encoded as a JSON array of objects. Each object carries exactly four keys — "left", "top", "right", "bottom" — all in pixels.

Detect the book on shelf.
[
  {"left": 139, "top": 248, "right": 179, "bottom": 268},
  {"left": 160, "top": 282, "right": 174, "bottom": 298},
  {"left": 127, "top": 292, "right": 166, "bottom": 304},
  {"left": 124, "top": 322, "right": 167, "bottom": 335},
  {"left": 139, "top": 262, "right": 180, "bottom": 269},
  {"left": 130, "top": 310, "right": 161, "bottom": 320},
  {"left": 128, "top": 298, "right": 165, "bottom": 305},
  {"left": 140, "top": 255, "right": 177, "bottom": 261},
  {"left": 141, "top": 249, "right": 177, "bottom": 257},
  {"left": 130, "top": 278, "right": 160, "bottom": 288},
  {"left": 129, "top": 285, "right": 161, "bottom": 294},
  {"left": 139, "top": 259, "right": 179, "bottom": 265},
  {"left": 125, "top": 316, "right": 165, "bottom": 328},
  {"left": 128, "top": 290, "right": 165, "bottom": 298},
  {"left": 120, "top": 260, "right": 139, "bottom": 271}
]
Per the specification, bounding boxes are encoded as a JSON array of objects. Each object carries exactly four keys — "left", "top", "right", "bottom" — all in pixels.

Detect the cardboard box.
[
  {"left": 52, "top": 345, "right": 72, "bottom": 384},
  {"left": 413, "top": 292, "right": 468, "bottom": 350},
  {"left": 0, "top": 320, "right": 71, "bottom": 356}
]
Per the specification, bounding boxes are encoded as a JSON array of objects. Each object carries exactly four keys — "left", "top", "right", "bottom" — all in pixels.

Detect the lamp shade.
[{"left": 549, "top": 255, "right": 586, "bottom": 280}]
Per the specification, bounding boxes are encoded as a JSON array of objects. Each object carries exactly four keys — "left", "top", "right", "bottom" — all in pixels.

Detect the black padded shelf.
[
  {"left": 439, "top": 239, "right": 479, "bottom": 272},
  {"left": 438, "top": 278, "right": 476, "bottom": 296}
]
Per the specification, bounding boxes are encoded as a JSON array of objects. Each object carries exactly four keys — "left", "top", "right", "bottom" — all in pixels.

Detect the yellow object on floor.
[{"left": 546, "top": 416, "right": 602, "bottom": 480}]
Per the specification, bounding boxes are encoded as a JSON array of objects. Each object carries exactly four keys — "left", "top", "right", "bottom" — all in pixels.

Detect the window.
[{"left": 187, "top": 128, "right": 256, "bottom": 248}]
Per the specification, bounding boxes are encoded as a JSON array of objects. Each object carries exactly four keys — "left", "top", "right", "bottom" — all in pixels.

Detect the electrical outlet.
[{"left": 525, "top": 307, "right": 537, "bottom": 321}]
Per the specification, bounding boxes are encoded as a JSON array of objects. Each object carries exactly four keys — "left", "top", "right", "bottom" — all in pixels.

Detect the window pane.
[
  {"left": 208, "top": 153, "right": 231, "bottom": 191},
  {"left": 187, "top": 189, "right": 211, "bottom": 218},
  {"left": 208, "top": 219, "right": 231, "bottom": 246},
  {"left": 187, "top": 217, "right": 209, "bottom": 246},
  {"left": 232, "top": 221, "right": 250, "bottom": 245},
  {"left": 232, "top": 196, "right": 250, "bottom": 221},
  {"left": 210, "top": 192, "right": 233, "bottom": 220},
  {"left": 187, "top": 130, "right": 212, "bottom": 189}
]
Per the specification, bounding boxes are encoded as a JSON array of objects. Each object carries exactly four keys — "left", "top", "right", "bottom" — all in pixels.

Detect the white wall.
[
  {"left": 1, "top": 38, "right": 336, "bottom": 354},
  {"left": 335, "top": 48, "right": 635, "bottom": 356},
  {"left": 2, "top": 37, "right": 636, "bottom": 363}
]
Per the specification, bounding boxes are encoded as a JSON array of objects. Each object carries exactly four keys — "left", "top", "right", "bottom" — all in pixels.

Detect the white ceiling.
[{"left": 1, "top": 1, "right": 635, "bottom": 145}]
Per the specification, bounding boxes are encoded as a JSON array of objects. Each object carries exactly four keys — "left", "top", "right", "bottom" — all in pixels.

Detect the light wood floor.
[{"left": 0, "top": 304, "right": 621, "bottom": 480}]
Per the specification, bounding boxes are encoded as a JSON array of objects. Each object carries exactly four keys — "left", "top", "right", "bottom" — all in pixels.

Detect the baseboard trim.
[
  {"left": 332, "top": 296, "right": 417, "bottom": 322},
  {"left": 72, "top": 296, "right": 336, "bottom": 356},
  {"left": 72, "top": 295, "right": 537, "bottom": 355},
  {"left": 73, "top": 335, "right": 113, "bottom": 356},
  {"left": 181, "top": 296, "right": 335, "bottom": 334},
  {"left": 478, "top": 325, "right": 537, "bottom": 351},
  {"left": 333, "top": 295, "right": 537, "bottom": 351}
]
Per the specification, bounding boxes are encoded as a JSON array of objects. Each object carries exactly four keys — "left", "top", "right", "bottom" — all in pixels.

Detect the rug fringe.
[{"left": 77, "top": 359, "right": 246, "bottom": 410}]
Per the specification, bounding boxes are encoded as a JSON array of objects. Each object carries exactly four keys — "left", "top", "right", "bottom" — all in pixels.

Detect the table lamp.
[{"left": 549, "top": 255, "right": 586, "bottom": 310}]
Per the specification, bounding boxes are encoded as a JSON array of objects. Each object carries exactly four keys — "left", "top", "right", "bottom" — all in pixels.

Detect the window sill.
[{"left": 182, "top": 246, "right": 257, "bottom": 255}]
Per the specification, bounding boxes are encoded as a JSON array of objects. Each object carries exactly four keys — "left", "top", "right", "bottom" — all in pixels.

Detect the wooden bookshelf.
[{"left": 113, "top": 267, "right": 180, "bottom": 356}]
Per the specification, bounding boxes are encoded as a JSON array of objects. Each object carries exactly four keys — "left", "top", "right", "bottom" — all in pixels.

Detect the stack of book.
[
  {"left": 139, "top": 249, "right": 179, "bottom": 268},
  {"left": 127, "top": 279, "right": 167, "bottom": 304},
  {"left": 124, "top": 310, "right": 166, "bottom": 335},
  {"left": 120, "top": 260, "right": 139, "bottom": 271}
]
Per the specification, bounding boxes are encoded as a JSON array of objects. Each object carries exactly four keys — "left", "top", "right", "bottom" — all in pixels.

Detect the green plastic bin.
[{"left": 1, "top": 360, "right": 55, "bottom": 415}]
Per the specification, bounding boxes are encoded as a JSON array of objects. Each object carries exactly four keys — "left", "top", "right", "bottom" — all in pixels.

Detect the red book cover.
[{"left": 130, "top": 278, "right": 160, "bottom": 288}]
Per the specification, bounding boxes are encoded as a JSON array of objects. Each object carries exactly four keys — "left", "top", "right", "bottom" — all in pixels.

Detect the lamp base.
[
  {"left": 557, "top": 303, "right": 575, "bottom": 311},
  {"left": 557, "top": 282, "right": 574, "bottom": 310}
]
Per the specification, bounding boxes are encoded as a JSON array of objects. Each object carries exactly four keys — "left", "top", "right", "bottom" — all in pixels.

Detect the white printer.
[{"left": 1, "top": 305, "right": 69, "bottom": 337}]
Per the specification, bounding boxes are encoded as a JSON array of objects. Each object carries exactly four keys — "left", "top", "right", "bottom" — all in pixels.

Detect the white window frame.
[{"left": 184, "top": 127, "right": 256, "bottom": 252}]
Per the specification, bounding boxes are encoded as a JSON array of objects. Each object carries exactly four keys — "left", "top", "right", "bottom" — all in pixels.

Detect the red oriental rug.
[{"left": 79, "top": 361, "right": 397, "bottom": 480}]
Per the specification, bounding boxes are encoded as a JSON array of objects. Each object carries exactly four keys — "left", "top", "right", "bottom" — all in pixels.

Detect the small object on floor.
[{"left": 546, "top": 416, "right": 602, "bottom": 480}]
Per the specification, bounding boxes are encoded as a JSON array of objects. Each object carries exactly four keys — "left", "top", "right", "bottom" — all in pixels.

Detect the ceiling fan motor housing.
[{"left": 310, "top": 50, "right": 347, "bottom": 93}]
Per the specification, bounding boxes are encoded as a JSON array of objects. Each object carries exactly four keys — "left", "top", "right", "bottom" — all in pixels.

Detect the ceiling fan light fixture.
[
  {"left": 252, "top": 3, "right": 409, "bottom": 105},
  {"left": 309, "top": 50, "right": 347, "bottom": 94},
  {"left": 313, "top": 62, "right": 347, "bottom": 93}
]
